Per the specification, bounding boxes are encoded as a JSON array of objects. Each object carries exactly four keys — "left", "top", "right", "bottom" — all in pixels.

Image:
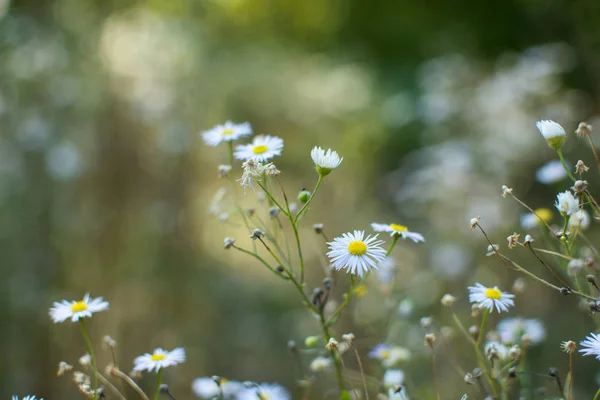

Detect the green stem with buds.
[
  {"left": 153, "top": 368, "right": 163, "bottom": 400},
  {"left": 79, "top": 319, "right": 99, "bottom": 400}
]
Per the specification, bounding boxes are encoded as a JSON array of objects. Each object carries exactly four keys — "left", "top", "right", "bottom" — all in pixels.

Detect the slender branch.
[
  {"left": 79, "top": 319, "right": 99, "bottom": 400},
  {"left": 110, "top": 367, "right": 150, "bottom": 400}
]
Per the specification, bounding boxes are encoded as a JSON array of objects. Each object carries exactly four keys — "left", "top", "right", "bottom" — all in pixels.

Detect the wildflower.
[
  {"left": 201, "top": 121, "right": 252, "bottom": 147},
  {"left": 49, "top": 293, "right": 109, "bottom": 323},
  {"left": 383, "top": 369, "right": 405, "bottom": 388},
  {"left": 265, "top": 163, "right": 280, "bottom": 176},
  {"left": 507, "top": 233, "right": 520, "bottom": 249},
  {"left": 420, "top": 316, "right": 433, "bottom": 329},
  {"left": 569, "top": 209, "right": 590, "bottom": 231},
  {"left": 579, "top": 333, "right": 600, "bottom": 359},
  {"left": 561, "top": 340, "right": 577, "bottom": 354},
  {"left": 469, "top": 216, "right": 480, "bottom": 230},
  {"left": 310, "top": 147, "right": 343, "bottom": 177},
  {"left": 572, "top": 180, "right": 588, "bottom": 194},
  {"left": 523, "top": 235, "right": 534, "bottom": 245},
  {"left": 497, "top": 318, "right": 546, "bottom": 345},
  {"left": 576, "top": 160, "right": 590, "bottom": 174},
  {"left": 237, "top": 383, "right": 290, "bottom": 400},
  {"left": 234, "top": 135, "right": 283, "bottom": 162},
  {"left": 313, "top": 223, "right": 324, "bottom": 234},
  {"left": 310, "top": 356, "right": 333, "bottom": 372},
  {"left": 555, "top": 191, "right": 579, "bottom": 216},
  {"left": 520, "top": 208, "right": 553, "bottom": 230},
  {"left": 218, "top": 164, "right": 232, "bottom": 177},
  {"left": 377, "top": 257, "right": 397, "bottom": 283},
  {"left": 326, "top": 338, "right": 339, "bottom": 351},
  {"left": 441, "top": 294, "right": 456, "bottom": 307},
  {"left": 484, "top": 341, "right": 509, "bottom": 360},
  {"left": 192, "top": 377, "right": 243, "bottom": 399},
  {"left": 12, "top": 396, "right": 43, "bottom": 400},
  {"left": 486, "top": 244, "right": 499, "bottom": 256},
  {"left": 536, "top": 120, "right": 566, "bottom": 150},
  {"left": 57, "top": 361, "right": 72, "bottom": 376},
  {"left": 501, "top": 185, "right": 513, "bottom": 198},
  {"left": 250, "top": 229, "right": 265, "bottom": 240},
  {"left": 239, "top": 159, "right": 268, "bottom": 189},
  {"left": 371, "top": 223, "right": 424, "bottom": 242},
  {"left": 424, "top": 333, "right": 437, "bottom": 347},
  {"left": 468, "top": 283, "right": 515, "bottom": 313},
  {"left": 224, "top": 237, "right": 235, "bottom": 249},
  {"left": 509, "top": 345, "right": 522, "bottom": 360},
  {"left": 342, "top": 333, "right": 355, "bottom": 343},
  {"left": 536, "top": 160, "right": 568, "bottom": 184},
  {"left": 575, "top": 122, "right": 592, "bottom": 138},
  {"left": 327, "top": 230, "right": 386, "bottom": 277},
  {"left": 103, "top": 335, "right": 117, "bottom": 350},
  {"left": 133, "top": 348, "right": 186, "bottom": 373},
  {"left": 79, "top": 353, "right": 92, "bottom": 367},
  {"left": 369, "top": 344, "right": 411, "bottom": 367}
]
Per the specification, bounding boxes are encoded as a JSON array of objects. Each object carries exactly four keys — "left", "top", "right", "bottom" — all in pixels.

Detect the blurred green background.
[{"left": 3, "top": 0, "right": 600, "bottom": 398}]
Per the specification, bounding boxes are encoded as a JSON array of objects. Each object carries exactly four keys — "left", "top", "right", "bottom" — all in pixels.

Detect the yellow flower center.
[
  {"left": 381, "top": 350, "right": 391, "bottom": 359},
  {"left": 71, "top": 301, "right": 88, "bottom": 313},
  {"left": 348, "top": 241, "right": 367, "bottom": 256},
  {"left": 484, "top": 288, "right": 502, "bottom": 300},
  {"left": 258, "top": 395, "right": 270, "bottom": 400},
  {"left": 390, "top": 223, "right": 408, "bottom": 232},
  {"left": 222, "top": 129, "right": 234, "bottom": 135},
  {"left": 534, "top": 208, "right": 553, "bottom": 223},
  {"left": 151, "top": 353, "right": 166, "bottom": 361},
  {"left": 253, "top": 145, "right": 268, "bottom": 154}
]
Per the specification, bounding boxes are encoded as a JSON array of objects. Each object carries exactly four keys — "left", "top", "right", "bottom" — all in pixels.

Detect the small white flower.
[
  {"left": 371, "top": 223, "right": 424, "bottom": 242},
  {"left": 468, "top": 283, "right": 515, "bottom": 313},
  {"left": 579, "top": 333, "right": 600, "bottom": 360},
  {"left": 49, "top": 293, "right": 109, "bottom": 323},
  {"left": 311, "top": 147, "right": 343, "bottom": 176},
  {"left": 79, "top": 353, "right": 92, "bottom": 366},
  {"left": 555, "top": 191, "right": 579, "bottom": 216},
  {"left": 377, "top": 257, "right": 397, "bottom": 283},
  {"left": 383, "top": 369, "right": 405, "bottom": 388},
  {"left": 484, "top": 341, "right": 510, "bottom": 360},
  {"left": 201, "top": 121, "right": 252, "bottom": 147},
  {"left": 192, "top": 377, "right": 242, "bottom": 399},
  {"left": 310, "top": 356, "right": 333, "bottom": 372},
  {"left": 133, "top": 348, "right": 185, "bottom": 373},
  {"left": 368, "top": 344, "right": 411, "bottom": 367},
  {"left": 497, "top": 318, "right": 546, "bottom": 345},
  {"left": 536, "top": 160, "right": 568, "bottom": 184},
  {"left": 536, "top": 120, "right": 566, "bottom": 150},
  {"left": 569, "top": 209, "right": 590, "bottom": 231},
  {"left": 238, "top": 160, "right": 269, "bottom": 190},
  {"left": 327, "top": 230, "right": 387, "bottom": 277},
  {"left": 12, "top": 396, "right": 42, "bottom": 400},
  {"left": 234, "top": 135, "right": 283, "bottom": 162},
  {"left": 236, "top": 383, "right": 290, "bottom": 400}
]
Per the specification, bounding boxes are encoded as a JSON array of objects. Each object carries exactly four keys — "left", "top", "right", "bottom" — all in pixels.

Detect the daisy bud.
[
  {"left": 276, "top": 265, "right": 285, "bottom": 273},
  {"left": 287, "top": 340, "right": 297, "bottom": 351},
  {"left": 523, "top": 235, "right": 534, "bottom": 245},
  {"left": 79, "top": 353, "right": 92, "bottom": 367},
  {"left": 224, "top": 237, "right": 235, "bottom": 249},
  {"left": 509, "top": 345, "right": 521, "bottom": 360},
  {"left": 441, "top": 294, "right": 456, "bottom": 307},
  {"left": 464, "top": 372, "right": 476, "bottom": 385},
  {"left": 469, "top": 325, "right": 479, "bottom": 341},
  {"left": 424, "top": 333, "right": 437, "bottom": 348},
  {"left": 246, "top": 207, "right": 255, "bottom": 217},
  {"left": 218, "top": 212, "right": 229, "bottom": 223},
  {"left": 521, "top": 334, "right": 533, "bottom": 347},
  {"left": 486, "top": 244, "right": 499, "bottom": 256},
  {"left": 57, "top": 361, "right": 73, "bottom": 376},
  {"left": 298, "top": 188, "right": 311, "bottom": 203},
  {"left": 536, "top": 120, "right": 566, "bottom": 150},
  {"left": 572, "top": 180, "right": 588, "bottom": 194},
  {"left": 326, "top": 338, "right": 339, "bottom": 351},
  {"left": 420, "top": 316, "right": 433, "bottom": 329},
  {"left": 469, "top": 216, "right": 481, "bottom": 230},
  {"left": 507, "top": 233, "right": 520, "bottom": 249},
  {"left": 313, "top": 223, "right": 324, "bottom": 234},
  {"left": 501, "top": 185, "right": 513, "bottom": 198},
  {"left": 265, "top": 163, "right": 280, "bottom": 175},
  {"left": 323, "top": 277, "right": 332, "bottom": 289},
  {"left": 342, "top": 333, "right": 355, "bottom": 343},
  {"left": 218, "top": 164, "right": 232, "bottom": 177},
  {"left": 269, "top": 206, "right": 280, "bottom": 219},
  {"left": 471, "top": 304, "right": 481, "bottom": 319},
  {"left": 576, "top": 160, "right": 590, "bottom": 174},
  {"left": 250, "top": 229, "right": 265, "bottom": 240},
  {"left": 305, "top": 336, "right": 319, "bottom": 348},
  {"left": 486, "top": 345, "right": 499, "bottom": 362},
  {"left": 575, "top": 122, "right": 592, "bottom": 138},
  {"left": 512, "top": 278, "right": 526, "bottom": 294},
  {"left": 568, "top": 259, "right": 584, "bottom": 274},
  {"left": 508, "top": 367, "right": 517, "bottom": 378},
  {"left": 102, "top": 335, "right": 117, "bottom": 350},
  {"left": 159, "top": 384, "right": 170, "bottom": 394},
  {"left": 561, "top": 340, "right": 576, "bottom": 353}
]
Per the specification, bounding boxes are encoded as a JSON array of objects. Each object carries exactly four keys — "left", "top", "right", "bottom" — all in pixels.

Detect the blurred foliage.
[{"left": 3, "top": 0, "right": 600, "bottom": 398}]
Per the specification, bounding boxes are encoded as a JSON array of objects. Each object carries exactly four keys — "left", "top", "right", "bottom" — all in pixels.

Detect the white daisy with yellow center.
[
  {"left": 371, "top": 222, "right": 425, "bottom": 242},
  {"left": 327, "top": 230, "right": 387, "bottom": 277},
  {"left": 133, "top": 348, "right": 186, "bottom": 373},
  {"left": 310, "top": 147, "right": 343, "bottom": 176},
  {"left": 468, "top": 283, "right": 514, "bottom": 313},
  {"left": 12, "top": 396, "right": 42, "bottom": 400},
  {"left": 234, "top": 135, "right": 284, "bottom": 162},
  {"left": 201, "top": 121, "right": 252, "bottom": 147},
  {"left": 579, "top": 333, "right": 600, "bottom": 360},
  {"left": 237, "top": 383, "right": 290, "bottom": 400},
  {"left": 49, "top": 293, "right": 109, "bottom": 323}
]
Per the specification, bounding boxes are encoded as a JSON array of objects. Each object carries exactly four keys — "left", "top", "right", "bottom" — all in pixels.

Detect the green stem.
[
  {"left": 320, "top": 312, "right": 345, "bottom": 394},
  {"left": 153, "top": 368, "right": 163, "bottom": 400},
  {"left": 227, "top": 141, "right": 234, "bottom": 166},
  {"left": 471, "top": 309, "right": 499, "bottom": 398},
  {"left": 476, "top": 308, "right": 489, "bottom": 347},
  {"left": 291, "top": 220, "right": 306, "bottom": 282},
  {"left": 79, "top": 319, "right": 99, "bottom": 400},
  {"left": 256, "top": 181, "right": 289, "bottom": 217},
  {"left": 386, "top": 235, "right": 399, "bottom": 257},
  {"left": 594, "top": 387, "right": 600, "bottom": 400},
  {"left": 557, "top": 149, "right": 576, "bottom": 181},
  {"left": 294, "top": 175, "right": 323, "bottom": 223}
]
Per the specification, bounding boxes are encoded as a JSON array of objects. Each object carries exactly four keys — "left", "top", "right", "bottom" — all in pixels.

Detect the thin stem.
[
  {"left": 256, "top": 181, "right": 289, "bottom": 217},
  {"left": 557, "top": 149, "right": 576, "bottom": 181},
  {"left": 594, "top": 387, "right": 600, "bottom": 400},
  {"left": 153, "top": 368, "right": 163, "bottom": 400},
  {"left": 508, "top": 193, "right": 556, "bottom": 237},
  {"left": 294, "top": 175, "right": 323, "bottom": 223},
  {"left": 110, "top": 367, "right": 150, "bottom": 400},
  {"left": 352, "top": 345, "right": 369, "bottom": 400},
  {"left": 431, "top": 348, "right": 441, "bottom": 400},
  {"left": 97, "top": 372, "right": 127, "bottom": 400},
  {"left": 291, "top": 220, "right": 306, "bottom": 283},
  {"left": 526, "top": 244, "right": 571, "bottom": 288},
  {"left": 232, "top": 245, "right": 285, "bottom": 277},
  {"left": 337, "top": 351, "right": 359, "bottom": 399},
  {"left": 587, "top": 135, "right": 600, "bottom": 172},
  {"left": 319, "top": 312, "right": 345, "bottom": 394},
  {"left": 79, "top": 319, "right": 99, "bottom": 400},
  {"left": 227, "top": 141, "right": 234, "bottom": 166},
  {"left": 568, "top": 352, "right": 573, "bottom": 400},
  {"left": 476, "top": 309, "right": 489, "bottom": 347}
]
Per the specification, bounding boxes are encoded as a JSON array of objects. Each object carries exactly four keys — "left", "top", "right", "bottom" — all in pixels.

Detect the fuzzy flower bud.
[
  {"left": 536, "top": 120, "right": 566, "bottom": 150},
  {"left": 575, "top": 122, "right": 592, "bottom": 138},
  {"left": 224, "top": 237, "right": 235, "bottom": 249},
  {"left": 441, "top": 294, "right": 456, "bottom": 307}
]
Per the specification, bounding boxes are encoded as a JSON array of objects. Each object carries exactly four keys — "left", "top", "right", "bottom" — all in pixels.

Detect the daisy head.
[
  {"left": 12, "top": 397, "right": 42, "bottom": 400},
  {"left": 49, "top": 293, "right": 109, "bottom": 323},
  {"left": 536, "top": 120, "right": 566, "bottom": 150},
  {"left": 555, "top": 191, "right": 579, "bottom": 216},
  {"left": 133, "top": 347, "right": 185, "bottom": 373},
  {"left": 237, "top": 383, "right": 290, "bottom": 400},
  {"left": 383, "top": 369, "right": 405, "bottom": 389},
  {"left": 484, "top": 341, "right": 510, "bottom": 360},
  {"left": 579, "top": 333, "right": 600, "bottom": 360},
  {"left": 201, "top": 121, "right": 252, "bottom": 147},
  {"left": 234, "top": 135, "right": 283, "bottom": 162},
  {"left": 327, "top": 230, "right": 387, "bottom": 277},
  {"left": 536, "top": 160, "right": 568, "bottom": 184},
  {"left": 371, "top": 223, "right": 425, "bottom": 242},
  {"left": 497, "top": 318, "right": 546, "bottom": 345},
  {"left": 468, "top": 283, "right": 515, "bottom": 313},
  {"left": 561, "top": 340, "right": 577, "bottom": 354},
  {"left": 192, "top": 377, "right": 243, "bottom": 399},
  {"left": 310, "top": 147, "right": 343, "bottom": 177}
]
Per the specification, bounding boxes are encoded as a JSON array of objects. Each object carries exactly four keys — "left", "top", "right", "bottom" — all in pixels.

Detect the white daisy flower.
[
  {"left": 234, "top": 135, "right": 283, "bottom": 162},
  {"left": 468, "top": 283, "right": 515, "bottom": 313},
  {"left": 192, "top": 377, "right": 243, "bottom": 399},
  {"left": 484, "top": 341, "right": 510, "bottom": 360},
  {"left": 310, "top": 147, "right": 343, "bottom": 176},
  {"left": 520, "top": 208, "right": 553, "bottom": 230},
  {"left": 49, "top": 293, "right": 109, "bottom": 323},
  {"left": 236, "top": 383, "right": 290, "bottom": 400},
  {"left": 369, "top": 344, "right": 411, "bottom": 367},
  {"left": 369, "top": 343, "right": 393, "bottom": 360},
  {"left": 383, "top": 369, "right": 405, "bottom": 388},
  {"left": 371, "top": 223, "right": 424, "bottom": 242},
  {"left": 569, "top": 209, "right": 590, "bottom": 231},
  {"left": 536, "top": 160, "right": 568, "bottom": 184},
  {"left": 536, "top": 120, "right": 566, "bottom": 150},
  {"left": 327, "top": 230, "right": 387, "bottom": 277},
  {"left": 13, "top": 396, "right": 42, "bottom": 400},
  {"left": 497, "top": 318, "right": 546, "bottom": 345},
  {"left": 555, "top": 191, "right": 579, "bottom": 216},
  {"left": 579, "top": 333, "right": 600, "bottom": 360},
  {"left": 133, "top": 348, "right": 186, "bottom": 373},
  {"left": 310, "top": 356, "right": 333, "bottom": 372},
  {"left": 201, "top": 121, "right": 252, "bottom": 147}
]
